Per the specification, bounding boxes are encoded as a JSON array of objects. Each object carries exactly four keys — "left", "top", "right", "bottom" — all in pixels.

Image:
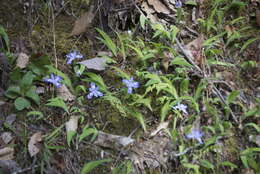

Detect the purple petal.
[
  {"left": 87, "top": 93, "right": 93, "bottom": 99},
  {"left": 127, "top": 87, "right": 133, "bottom": 94}
]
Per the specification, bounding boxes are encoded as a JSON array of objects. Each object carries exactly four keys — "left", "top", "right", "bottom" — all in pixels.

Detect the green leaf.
[
  {"left": 207, "top": 59, "right": 235, "bottom": 67},
  {"left": 25, "top": 86, "right": 40, "bottom": 105},
  {"left": 19, "top": 71, "right": 35, "bottom": 89},
  {"left": 160, "top": 101, "right": 171, "bottom": 122},
  {"left": 29, "top": 54, "right": 51, "bottom": 75},
  {"left": 67, "top": 130, "right": 77, "bottom": 146},
  {"left": 244, "top": 123, "right": 260, "bottom": 133},
  {"left": 140, "top": 14, "right": 146, "bottom": 29},
  {"left": 200, "top": 159, "right": 214, "bottom": 169},
  {"left": 219, "top": 161, "right": 238, "bottom": 169},
  {"left": 81, "top": 159, "right": 112, "bottom": 174},
  {"left": 171, "top": 57, "right": 192, "bottom": 67},
  {"left": 183, "top": 163, "right": 200, "bottom": 174},
  {"left": 79, "top": 126, "right": 98, "bottom": 142},
  {"left": 5, "top": 86, "right": 21, "bottom": 99},
  {"left": 14, "top": 97, "right": 31, "bottom": 110},
  {"left": 128, "top": 109, "right": 146, "bottom": 132},
  {"left": 45, "top": 65, "right": 73, "bottom": 91},
  {"left": 96, "top": 28, "right": 117, "bottom": 56},
  {"left": 0, "top": 25, "right": 10, "bottom": 52},
  {"left": 226, "top": 90, "right": 240, "bottom": 104},
  {"left": 45, "top": 97, "right": 69, "bottom": 113},
  {"left": 84, "top": 72, "right": 107, "bottom": 92},
  {"left": 240, "top": 38, "right": 258, "bottom": 53},
  {"left": 27, "top": 111, "right": 44, "bottom": 120},
  {"left": 185, "top": 0, "right": 197, "bottom": 6}
]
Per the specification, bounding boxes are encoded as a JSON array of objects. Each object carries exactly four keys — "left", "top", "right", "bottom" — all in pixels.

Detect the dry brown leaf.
[
  {"left": 0, "top": 147, "right": 14, "bottom": 160},
  {"left": 28, "top": 132, "right": 42, "bottom": 157},
  {"left": 186, "top": 34, "right": 204, "bottom": 51},
  {"left": 65, "top": 116, "right": 80, "bottom": 133},
  {"left": 56, "top": 85, "right": 75, "bottom": 102},
  {"left": 141, "top": 1, "right": 159, "bottom": 23},
  {"left": 147, "top": 0, "right": 170, "bottom": 14},
  {"left": 185, "top": 34, "right": 205, "bottom": 66},
  {"left": 70, "top": 6, "right": 95, "bottom": 36},
  {"left": 16, "top": 52, "right": 29, "bottom": 69}
]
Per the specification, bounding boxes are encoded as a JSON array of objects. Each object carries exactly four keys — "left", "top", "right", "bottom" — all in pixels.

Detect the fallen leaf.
[
  {"left": 141, "top": 1, "right": 159, "bottom": 23},
  {"left": 147, "top": 0, "right": 170, "bottom": 14},
  {"left": 1, "top": 132, "right": 13, "bottom": 144},
  {"left": 79, "top": 57, "right": 107, "bottom": 71},
  {"left": 70, "top": 6, "right": 95, "bottom": 36},
  {"left": 28, "top": 132, "right": 42, "bottom": 157},
  {"left": 56, "top": 84, "right": 75, "bottom": 102},
  {"left": 16, "top": 52, "right": 29, "bottom": 69},
  {"left": 185, "top": 34, "right": 205, "bottom": 66},
  {"left": 0, "top": 147, "right": 14, "bottom": 160}
]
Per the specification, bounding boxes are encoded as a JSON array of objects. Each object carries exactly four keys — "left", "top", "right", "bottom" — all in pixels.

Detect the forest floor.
[{"left": 0, "top": 0, "right": 259, "bottom": 174}]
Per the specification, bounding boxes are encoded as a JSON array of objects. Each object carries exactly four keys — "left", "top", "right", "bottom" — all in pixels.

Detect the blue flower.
[
  {"left": 122, "top": 77, "right": 139, "bottom": 94},
  {"left": 176, "top": 0, "right": 182, "bottom": 8},
  {"left": 172, "top": 103, "right": 188, "bottom": 115},
  {"left": 87, "top": 82, "right": 103, "bottom": 99},
  {"left": 66, "top": 50, "right": 83, "bottom": 64},
  {"left": 186, "top": 128, "right": 204, "bottom": 144},
  {"left": 43, "top": 74, "right": 63, "bottom": 88}
]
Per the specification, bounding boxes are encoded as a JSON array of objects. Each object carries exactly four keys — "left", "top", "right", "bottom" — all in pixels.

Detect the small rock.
[
  {"left": 1, "top": 132, "right": 13, "bottom": 144},
  {"left": 5, "top": 114, "right": 16, "bottom": 125}
]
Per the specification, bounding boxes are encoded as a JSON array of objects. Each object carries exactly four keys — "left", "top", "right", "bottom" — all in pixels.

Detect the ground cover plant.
[{"left": 0, "top": 0, "right": 259, "bottom": 173}]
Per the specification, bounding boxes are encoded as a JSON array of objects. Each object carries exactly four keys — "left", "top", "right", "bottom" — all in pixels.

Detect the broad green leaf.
[
  {"left": 19, "top": 71, "right": 35, "bottom": 89},
  {"left": 29, "top": 54, "right": 51, "bottom": 75},
  {"left": 45, "top": 97, "right": 69, "bottom": 113},
  {"left": 81, "top": 159, "right": 112, "bottom": 174},
  {"left": 25, "top": 86, "right": 40, "bottom": 105},
  {"left": 14, "top": 97, "right": 31, "bottom": 110},
  {"left": 5, "top": 86, "right": 21, "bottom": 99}
]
